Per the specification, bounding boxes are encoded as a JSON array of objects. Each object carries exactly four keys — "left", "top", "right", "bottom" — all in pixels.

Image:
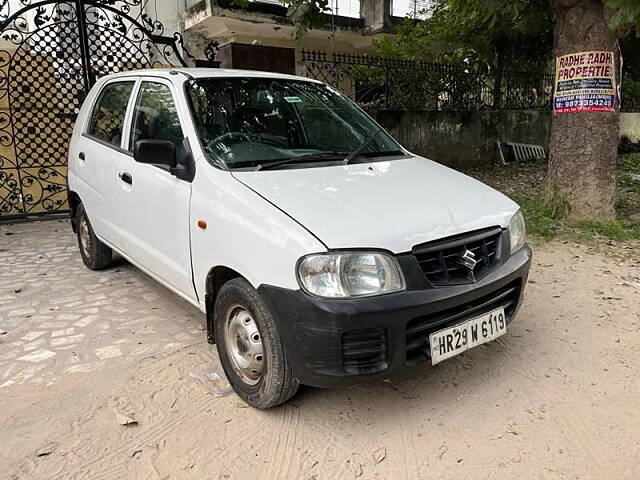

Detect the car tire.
[
  {"left": 76, "top": 203, "right": 112, "bottom": 270},
  {"left": 214, "top": 278, "right": 299, "bottom": 409}
]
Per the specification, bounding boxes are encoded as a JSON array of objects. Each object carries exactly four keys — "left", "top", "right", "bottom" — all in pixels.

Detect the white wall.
[
  {"left": 391, "top": 0, "right": 432, "bottom": 19},
  {"left": 144, "top": 0, "right": 184, "bottom": 37},
  {"left": 621, "top": 113, "right": 640, "bottom": 142},
  {"left": 331, "top": 0, "right": 360, "bottom": 18}
]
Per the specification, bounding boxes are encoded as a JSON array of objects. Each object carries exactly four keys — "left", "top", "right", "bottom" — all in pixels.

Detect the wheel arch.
[
  {"left": 204, "top": 265, "right": 244, "bottom": 344},
  {"left": 68, "top": 190, "right": 82, "bottom": 232}
]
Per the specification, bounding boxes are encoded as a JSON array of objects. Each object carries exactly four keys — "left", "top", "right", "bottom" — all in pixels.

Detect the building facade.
[{"left": 147, "top": 0, "right": 424, "bottom": 75}]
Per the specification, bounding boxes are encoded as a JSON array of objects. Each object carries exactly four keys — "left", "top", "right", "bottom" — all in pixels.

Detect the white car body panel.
[
  {"left": 189, "top": 162, "right": 325, "bottom": 309},
  {"left": 68, "top": 68, "right": 520, "bottom": 315},
  {"left": 114, "top": 156, "right": 195, "bottom": 297},
  {"left": 68, "top": 78, "right": 137, "bottom": 247},
  {"left": 233, "top": 157, "right": 519, "bottom": 253},
  {"left": 112, "top": 77, "right": 195, "bottom": 299}
]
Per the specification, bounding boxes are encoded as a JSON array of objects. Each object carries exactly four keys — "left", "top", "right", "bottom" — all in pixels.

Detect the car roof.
[{"left": 101, "top": 68, "right": 322, "bottom": 83}]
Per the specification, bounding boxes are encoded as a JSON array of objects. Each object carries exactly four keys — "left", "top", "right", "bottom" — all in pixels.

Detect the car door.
[
  {"left": 73, "top": 80, "right": 136, "bottom": 247},
  {"left": 114, "top": 78, "right": 195, "bottom": 300}
]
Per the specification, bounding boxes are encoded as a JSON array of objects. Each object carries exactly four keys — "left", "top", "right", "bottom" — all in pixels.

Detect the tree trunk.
[{"left": 546, "top": 0, "right": 620, "bottom": 220}]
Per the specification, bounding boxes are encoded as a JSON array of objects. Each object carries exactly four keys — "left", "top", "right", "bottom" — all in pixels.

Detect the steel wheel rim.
[
  {"left": 79, "top": 216, "right": 92, "bottom": 258},
  {"left": 224, "top": 305, "right": 265, "bottom": 385}
]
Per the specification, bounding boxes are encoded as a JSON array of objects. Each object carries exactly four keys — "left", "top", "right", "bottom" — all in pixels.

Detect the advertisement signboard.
[{"left": 554, "top": 51, "right": 616, "bottom": 114}]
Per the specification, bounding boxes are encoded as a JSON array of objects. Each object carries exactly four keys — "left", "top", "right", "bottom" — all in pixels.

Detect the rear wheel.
[
  {"left": 76, "top": 203, "right": 112, "bottom": 270},
  {"left": 214, "top": 278, "right": 299, "bottom": 409}
]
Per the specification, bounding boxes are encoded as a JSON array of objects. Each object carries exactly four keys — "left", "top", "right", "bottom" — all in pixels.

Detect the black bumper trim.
[{"left": 258, "top": 245, "right": 532, "bottom": 388}]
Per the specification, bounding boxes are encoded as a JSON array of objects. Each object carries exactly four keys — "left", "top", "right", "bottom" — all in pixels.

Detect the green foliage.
[
  {"left": 616, "top": 153, "right": 640, "bottom": 218},
  {"left": 512, "top": 191, "right": 640, "bottom": 243},
  {"left": 576, "top": 220, "right": 640, "bottom": 241},
  {"left": 622, "top": 76, "right": 640, "bottom": 101},
  {"left": 286, "top": 0, "right": 330, "bottom": 40},
  {"left": 229, "top": 0, "right": 328, "bottom": 40},
  {"left": 511, "top": 186, "right": 571, "bottom": 241},
  {"left": 621, "top": 29, "right": 640, "bottom": 100},
  {"left": 621, "top": 33, "right": 640, "bottom": 79},
  {"left": 619, "top": 152, "right": 640, "bottom": 172},
  {"left": 228, "top": 0, "right": 639, "bottom": 55},
  {"left": 606, "top": 0, "right": 640, "bottom": 34},
  {"left": 511, "top": 193, "right": 563, "bottom": 240},
  {"left": 466, "top": 155, "right": 640, "bottom": 244},
  {"left": 373, "top": 0, "right": 553, "bottom": 71}
]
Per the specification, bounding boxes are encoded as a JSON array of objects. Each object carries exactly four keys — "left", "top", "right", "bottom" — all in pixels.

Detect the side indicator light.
[{"left": 197, "top": 220, "right": 207, "bottom": 230}]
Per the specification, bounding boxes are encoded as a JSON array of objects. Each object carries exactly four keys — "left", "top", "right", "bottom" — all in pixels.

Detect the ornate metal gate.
[{"left": 0, "top": 0, "right": 190, "bottom": 219}]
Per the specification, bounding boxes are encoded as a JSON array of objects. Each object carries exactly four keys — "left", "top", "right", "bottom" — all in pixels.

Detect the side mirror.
[{"left": 133, "top": 139, "right": 177, "bottom": 168}]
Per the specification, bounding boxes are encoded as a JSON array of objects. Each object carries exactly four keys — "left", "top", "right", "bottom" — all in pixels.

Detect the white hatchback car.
[{"left": 67, "top": 68, "right": 531, "bottom": 408}]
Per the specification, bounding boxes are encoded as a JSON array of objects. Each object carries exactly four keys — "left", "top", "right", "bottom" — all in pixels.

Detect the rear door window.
[{"left": 87, "top": 81, "right": 135, "bottom": 147}]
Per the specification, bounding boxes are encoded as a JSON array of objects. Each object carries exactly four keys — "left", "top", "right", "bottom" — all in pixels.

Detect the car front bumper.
[{"left": 258, "top": 245, "right": 532, "bottom": 388}]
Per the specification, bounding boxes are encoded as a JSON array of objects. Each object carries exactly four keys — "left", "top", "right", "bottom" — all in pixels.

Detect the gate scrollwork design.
[{"left": 0, "top": 0, "right": 190, "bottom": 218}]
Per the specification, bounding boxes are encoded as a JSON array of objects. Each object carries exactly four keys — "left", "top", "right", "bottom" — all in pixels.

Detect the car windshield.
[{"left": 185, "top": 77, "right": 404, "bottom": 170}]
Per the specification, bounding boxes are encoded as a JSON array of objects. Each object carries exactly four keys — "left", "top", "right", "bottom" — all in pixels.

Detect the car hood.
[{"left": 232, "top": 156, "right": 519, "bottom": 253}]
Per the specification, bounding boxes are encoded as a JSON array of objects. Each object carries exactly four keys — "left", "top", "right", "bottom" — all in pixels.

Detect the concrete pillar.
[{"left": 360, "top": 0, "right": 392, "bottom": 34}]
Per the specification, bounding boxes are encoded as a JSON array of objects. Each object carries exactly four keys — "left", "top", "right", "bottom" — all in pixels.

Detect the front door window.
[{"left": 129, "top": 81, "right": 184, "bottom": 152}]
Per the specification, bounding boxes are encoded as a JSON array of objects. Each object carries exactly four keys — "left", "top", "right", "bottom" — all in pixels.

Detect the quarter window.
[
  {"left": 87, "top": 81, "right": 135, "bottom": 147},
  {"left": 129, "top": 82, "right": 184, "bottom": 152}
]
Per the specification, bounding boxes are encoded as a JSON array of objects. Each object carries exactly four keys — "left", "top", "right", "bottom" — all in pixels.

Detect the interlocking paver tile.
[{"left": 0, "top": 219, "right": 204, "bottom": 388}]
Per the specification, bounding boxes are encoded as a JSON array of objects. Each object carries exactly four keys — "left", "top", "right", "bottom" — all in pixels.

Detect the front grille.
[
  {"left": 341, "top": 328, "right": 388, "bottom": 375},
  {"left": 413, "top": 227, "right": 503, "bottom": 286},
  {"left": 405, "top": 280, "right": 521, "bottom": 365}
]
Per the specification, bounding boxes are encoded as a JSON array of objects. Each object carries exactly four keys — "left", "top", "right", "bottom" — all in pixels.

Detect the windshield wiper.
[
  {"left": 359, "top": 150, "right": 406, "bottom": 157},
  {"left": 255, "top": 152, "right": 348, "bottom": 171},
  {"left": 343, "top": 125, "right": 385, "bottom": 165}
]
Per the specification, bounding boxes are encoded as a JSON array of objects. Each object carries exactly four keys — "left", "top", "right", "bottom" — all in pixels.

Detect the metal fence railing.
[
  {"left": 622, "top": 97, "right": 640, "bottom": 113},
  {"left": 300, "top": 50, "right": 555, "bottom": 111}
]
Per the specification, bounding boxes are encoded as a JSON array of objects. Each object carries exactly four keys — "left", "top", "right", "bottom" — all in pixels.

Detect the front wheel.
[
  {"left": 76, "top": 203, "right": 112, "bottom": 270},
  {"left": 214, "top": 278, "right": 299, "bottom": 409}
]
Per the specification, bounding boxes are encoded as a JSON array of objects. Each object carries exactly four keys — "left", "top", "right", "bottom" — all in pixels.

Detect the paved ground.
[
  {"left": 0, "top": 219, "right": 203, "bottom": 389},
  {"left": 1, "top": 219, "right": 640, "bottom": 479}
]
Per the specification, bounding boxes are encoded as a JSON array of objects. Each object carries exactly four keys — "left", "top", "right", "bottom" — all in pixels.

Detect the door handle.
[
  {"left": 119, "top": 172, "right": 133, "bottom": 185},
  {"left": 78, "top": 152, "right": 85, "bottom": 161}
]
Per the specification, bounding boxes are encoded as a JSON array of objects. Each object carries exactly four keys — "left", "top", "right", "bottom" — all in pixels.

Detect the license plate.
[{"left": 429, "top": 307, "right": 506, "bottom": 365}]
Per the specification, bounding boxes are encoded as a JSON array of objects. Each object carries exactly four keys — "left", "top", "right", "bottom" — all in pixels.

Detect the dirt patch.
[{"left": 1, "top": 221, "right": 640, "bottom": 479}]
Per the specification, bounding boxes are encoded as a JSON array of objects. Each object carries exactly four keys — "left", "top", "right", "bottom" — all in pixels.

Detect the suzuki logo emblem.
[{"left": 458, "top": 248, "right": 477, "bottom": 270}]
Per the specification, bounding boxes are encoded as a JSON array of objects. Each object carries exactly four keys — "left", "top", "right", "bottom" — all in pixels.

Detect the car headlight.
[
  {"left": 297, "top": 251, "right": 405, "bottom": 298},
  {"left": 509, "top": 210, "right": 526, "bottom": 254}
]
